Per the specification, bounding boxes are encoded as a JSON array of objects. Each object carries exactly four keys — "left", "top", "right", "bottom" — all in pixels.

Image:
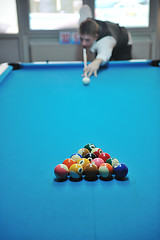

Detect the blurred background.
[{"left": 0, "top": 0, "right": 159, "bottom": 63}]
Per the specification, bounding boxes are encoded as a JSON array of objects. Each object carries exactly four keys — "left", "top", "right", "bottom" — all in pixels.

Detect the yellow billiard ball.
[
  {"left": 77, "top": 158, "right": 90, "bottom": 169},
  {"left": 69, "top": 164, "right": 83, "bottom": 179}
]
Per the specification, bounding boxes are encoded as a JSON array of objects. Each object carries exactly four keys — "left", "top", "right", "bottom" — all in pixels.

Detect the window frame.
[
  {"left": 0, "top": 0, "right": 159, "bottom": 61},
  {"left": 0, "top": 0, "right": 157, "bottom": 36}
]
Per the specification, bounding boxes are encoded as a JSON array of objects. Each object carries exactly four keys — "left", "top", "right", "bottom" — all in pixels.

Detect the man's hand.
[{"left": 83, "top": 58, "right": 103, "bottom": 77}]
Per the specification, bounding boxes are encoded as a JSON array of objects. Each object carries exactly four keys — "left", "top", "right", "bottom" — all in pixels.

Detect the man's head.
[{"left": 79, "top": 19, "right": 99, "bottom": 49}]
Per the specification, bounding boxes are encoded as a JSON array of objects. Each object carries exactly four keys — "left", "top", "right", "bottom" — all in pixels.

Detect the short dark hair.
[{"left": 79, "top": 18, "right": 98, "bottom": 37}]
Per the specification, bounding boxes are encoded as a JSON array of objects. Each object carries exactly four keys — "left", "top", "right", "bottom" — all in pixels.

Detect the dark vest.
[{"left": 94, "top": 19, "right": 129, "bottom": 49}]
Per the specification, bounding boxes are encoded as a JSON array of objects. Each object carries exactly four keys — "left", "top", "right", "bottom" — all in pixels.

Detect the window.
[
  {"left": 29, "top": 0, "right": 82, "bottom": 30},
  {"left": 95, "top": 0, "right": 150, "bottom": 28},
  {"left": 0, "top": 0, "right": 19, "bottom": 33}
]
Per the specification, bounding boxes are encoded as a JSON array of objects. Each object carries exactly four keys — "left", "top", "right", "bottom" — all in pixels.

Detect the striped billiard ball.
[
  {"left": 99, "top": 163, "right": 113, "bottom": 179},
  {"left": 84, "top": 143, "right": 96, "bottom": 152},
  {"left": 91, "top": 148, "right": 103, "bottom": 157},
  {"left": 54, "top": 164, "right": 68, "bottom": 180},
  {"left": 106, "top": 157, "right": 119, "bottom": 167}
]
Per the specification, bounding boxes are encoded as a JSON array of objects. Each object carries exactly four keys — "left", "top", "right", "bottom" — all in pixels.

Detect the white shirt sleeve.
[{"left": 90, "top": 36, "right": 117, "bottom": 64}]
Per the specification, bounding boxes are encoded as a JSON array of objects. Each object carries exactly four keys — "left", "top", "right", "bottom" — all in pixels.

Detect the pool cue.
[{"left": 83, "top": 48, "right": 87, "bottom": 77}]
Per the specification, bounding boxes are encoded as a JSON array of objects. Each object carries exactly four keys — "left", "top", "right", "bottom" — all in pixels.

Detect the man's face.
[{"left": 80, "top": 34, "right": 97, "bottom": 49}]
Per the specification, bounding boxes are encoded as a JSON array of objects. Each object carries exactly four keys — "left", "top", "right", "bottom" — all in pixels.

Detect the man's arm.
[
  {"left": 83, "top": 36, "right": 116, "bottom": 77},
  {"left": 83, "top": 58, "right": 103, "bottom": 77}
]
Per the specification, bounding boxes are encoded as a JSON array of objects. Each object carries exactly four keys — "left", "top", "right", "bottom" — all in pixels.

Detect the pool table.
[{"left": 0, "top": 60, "right": 160, "bottom": 240}]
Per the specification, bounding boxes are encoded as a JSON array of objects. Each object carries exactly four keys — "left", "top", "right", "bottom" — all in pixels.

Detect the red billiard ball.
[
  {"left": 91, "top": 148, "right": 103, "bottom": 157},
  {"left": 54, "top": 164, "right": 69, "bottom": 180},
  {"left": 91, "top": 158, "right": 104, "bottom": 168},
  {"left": 69, "top": 164, "right": 83, "bottom": 179},
  {"left": 98, "top": 152, "right": 111, "bottom": 162},
  {"left": 84, "top": 163, "right": 98, "bottom": 179},
  {"left": 99, "top": 163, "right": 113, "bottom": 179},
  {"left": 63, "top": 158, "right": 76, "bottom": 169},
  {"left": 114, "top": 163, "right": 128, "bottom": 179}
]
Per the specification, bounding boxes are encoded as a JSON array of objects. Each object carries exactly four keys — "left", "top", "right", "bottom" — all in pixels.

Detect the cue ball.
[{"left": 82, "top": 77, "right": 90, "bottom": 85}]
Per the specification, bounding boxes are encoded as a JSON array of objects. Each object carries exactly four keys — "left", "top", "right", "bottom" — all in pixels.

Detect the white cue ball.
[{"left": 82, "top": 77, "right": 90, "bottom": 85}]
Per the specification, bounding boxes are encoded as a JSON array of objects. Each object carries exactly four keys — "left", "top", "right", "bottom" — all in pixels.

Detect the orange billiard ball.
[
  {"left": 63, "top": 158, "right": 76, "bottom": 170},
  {"left": 99, "top": 163, "right": 113, "bottom": 179}
]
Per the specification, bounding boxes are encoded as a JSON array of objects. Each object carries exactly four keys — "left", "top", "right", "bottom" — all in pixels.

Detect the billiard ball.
[
  {"left": 54, "top": 164, "right": 69, "bottom": 180},
  {"left": 77, "top": 158, "right": 90, "bottom": 169},
  {"left": 83, "top": 153, "right": 96, "bottom": 162},
  {"left": 63, "top": 158, "right": 76, "bottom": 169},
  {"left": 70, "top": 153, "right": 82, "bottom": 162},
  {"left": 99, "top": 163, "right": 113, "bottom": 179},
  {"left": 69, "top": 164, "right": 83, "bottom": 179},
  {"left": 84, "top": 143, "right": 96, "bottom": 152},
  {"left": 114, "top": 163, "right": 128, "bottom": 179},
  {"left": 91, "top": 148, "right": 103, "bottom": 157},
  {"left": 98, "top": 152, "right": 111, "bottom": 162},
  {"left": 84, "top": 163, "right": 98, "bottom": 179},
  {"left": 77, "top": 148, "right": 90, "bottom": 157},
  {"left": 82, "top": 77, "right": 90, "bottom": 85},
  {"left": 106, "top": 157, "right": 119, "bottom": 167},
  {"left": 91, "top": 158, "right": 104, "bottom": 168}
]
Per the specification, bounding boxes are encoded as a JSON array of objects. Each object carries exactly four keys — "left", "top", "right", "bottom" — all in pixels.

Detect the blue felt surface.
[{"left": 0, "top": 61, "right": 160, "bottom": 240}]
